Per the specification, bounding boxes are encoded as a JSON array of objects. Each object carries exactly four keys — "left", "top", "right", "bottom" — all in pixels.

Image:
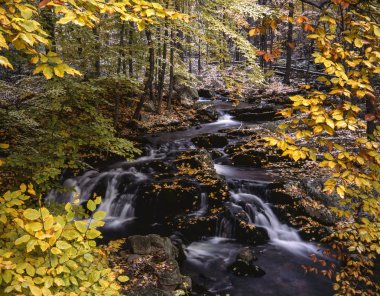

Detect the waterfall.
[
  {"left": 230, "top": 191, "right": 317, "bottom": 256},
  {"left": 47, "top": 167, "right": 148, "bottom": 223},
  {"left": 190, "top": 192, "right": 208, "bottom": 216}
]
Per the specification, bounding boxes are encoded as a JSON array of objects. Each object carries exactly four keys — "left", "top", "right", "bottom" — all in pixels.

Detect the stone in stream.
[
  {"left": 228, "top": 246, "right": 265, "bottom": 278},
  {"left": 191, "top": 133, "right": 228, "bottom": 149},
  {"left": 218, "top": 202, "right": 270, "bottom": 245},
  {"left": 198, "top": 88, "right": 216, "bottom": 99},
  {"left": 134, "top": 177, "right": 201, "bottom": 222},
  {"left": 123, "top": 234, "right": 192, "bottom": 295}
]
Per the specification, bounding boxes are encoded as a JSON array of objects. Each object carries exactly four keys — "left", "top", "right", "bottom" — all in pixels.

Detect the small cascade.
[
  {"left": 47, "top": 167, "right": 148, "bottom": 222},
  {"left": 190, "top": 192, "right": 208, "bottom": 216},
  {"left": 210, "top": 111, "right": 238, "bottom": 126},
  {"left": 230, "top": 191, "right": 318, "bottom": 256}
]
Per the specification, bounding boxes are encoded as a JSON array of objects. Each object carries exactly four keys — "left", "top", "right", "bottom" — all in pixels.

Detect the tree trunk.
[
  {"left": 133, "top": 30, "right": 155, "bottom": 119},
  {"left": 128, "top": 24, "right": 134, "bottom": 77},
  {"left": 93, "top": 27, "right": 101, "bottom": 77},
  {"left": 157, "top": 25, "right": 168, "bottom": 114},
  {"left": 168, "top": 28, "right": 175, "bottom": 112},
  {"left": 117, "top": 21, "right": 125, "bottom": 75},
  {"left": 366, "top": 96, "right": 375, "bottom": 138},
  {"left": 283, "top": 0, "right": 294, "bottom": 85}
]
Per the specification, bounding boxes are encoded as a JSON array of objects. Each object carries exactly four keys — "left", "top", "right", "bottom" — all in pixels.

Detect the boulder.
[
  {"left": 191, "top": 133, "right": 228, "bottom": 149},
  {"left": 195, "top": 103, "right": 218, "bottom": 122},
  {"left": 157, "top": 258, "right": 183, "bottom": 290},
  {"left": 236, "top": 247, "right": 258, "bottom": 263},
  {"left": 218, "top": 202, "right": 270, "bottom": 245},
  {"left": 135, "top": 178, "right": 201, "bottom": 222},
  {"left": 173, "top": 74, "right": 198, "bottom": 107},
  {"left": 123, "top": 234, "right": 191, "bottom": 295},
  {"left": 198, "top": 88, "right": 216, "bottom": 99}
]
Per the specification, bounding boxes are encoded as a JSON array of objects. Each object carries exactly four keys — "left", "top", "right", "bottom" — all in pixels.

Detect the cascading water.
[{"left": 230, "top": 191, "right": 318, "bottom": 256}]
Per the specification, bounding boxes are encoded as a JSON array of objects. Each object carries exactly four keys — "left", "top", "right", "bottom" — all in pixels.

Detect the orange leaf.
[
  {"left": 365, "top": 114, "right": 375, "bottom": 121},
  {"left": 38, "top": 0, "right": 51, "bottom": 8}
]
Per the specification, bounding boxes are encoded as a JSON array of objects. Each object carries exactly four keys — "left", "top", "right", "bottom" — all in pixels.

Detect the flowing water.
[{"left": 48, "top": 99, "right": 333, "bottom": 295}]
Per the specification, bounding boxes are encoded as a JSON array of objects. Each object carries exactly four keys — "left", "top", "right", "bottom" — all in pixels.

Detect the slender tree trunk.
[
  {"left": 366, "top": 96, "right": 376, "bottom": 138},
  {"left": 157, "top": 25, "right": 168, "bottom": 114},
  {"left": 117, "top": 21, "right": 125, "bottom": 74},
  {"left": 93, "top": 27, "right": 101, "bottom": 77},
  {"left": 283, "top": 0, "right": 294, "bottom": 85},
  {"left": 128, "top": 24, "right": 134, "bottom": 77},
  {"left": 168, "top": 28, "right": 175, "bottom": 112},
  {"left": 133, "top": 30, "right": 155, "bottom": 119},
  {"left": 198, "top": 40, "right": 202, "bottom": 74}
]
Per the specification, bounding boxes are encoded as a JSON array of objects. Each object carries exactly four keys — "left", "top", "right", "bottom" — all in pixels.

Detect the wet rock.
[
  {"left": 210, "top": 149, "right": 224, "bottom": 160},
  {"left": 128, "top": 286, "right": 172, "bottom": 296},
  {"left": 191, "top": 133, "right": 228, "bottom": 149},
  {"left": 231, "top": 153, "right": 262, "bottom": 167},
  {"left": 198, "top": 88, "right": 216, "bottom": 99},
  {"left": 173, "top": 215, "right": 218, "bottom": 241},
  {"left": 219, "top": 202, "right": 270, "bottom": 245},
  {"left": 122, "top": 234, "right": 191, "bottom": 295},
  {"left": 196, "top": 105, "right": 218, "bottom": 122},
  {"left": 218, "top": 128, "right": 259, "bottom": 139},
  {"left": 235, "top": 111, "right": 279, "bottom": 122},
  {"left": 228, "top": 260, "right": 266, "bottom": 277},
  {"left": 157, "top": 258, "right": 183, "bottom": 290},
  {"left": 236, "top": 247, "right": 258, "bottom": 263},
  {"left": 135, "top": 178, "right": 201, "bottom": 222},
  {"left": 175, "top": 149, "right": 229, "bottom": 210},
  {"left": 128, "top": 235, "right": 153, "bottom": 255}
]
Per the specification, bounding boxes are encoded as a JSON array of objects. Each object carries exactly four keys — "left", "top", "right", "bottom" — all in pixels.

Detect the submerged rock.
[{"left": 228, "top": 260, "right": 265, "bottom": 277}]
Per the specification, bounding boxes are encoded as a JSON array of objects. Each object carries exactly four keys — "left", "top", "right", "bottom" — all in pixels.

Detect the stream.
[{"left": 48, "top": 99, "right": 333, "bottom": 295}]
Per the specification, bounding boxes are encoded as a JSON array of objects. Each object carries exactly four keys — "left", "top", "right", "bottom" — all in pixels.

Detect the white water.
[{"left": 230, "top": 191, "right": 318, "bottom": 256}]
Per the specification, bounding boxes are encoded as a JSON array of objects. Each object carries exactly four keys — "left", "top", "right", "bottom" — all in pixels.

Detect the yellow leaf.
[
  {"left": 56, "top": 240, "right": 71, "bottom": 250},
  {"left": 0, "top": 143, "right": 9, "bottom": 149},
  {"left": 93, "top": 211, "right": 106, "bottom": 221},
  {"left": 118, "top": 275, "right": 129, "bottom": 282},
  {"left": 43, "top": 66, "right": 53, "bottom": 80},
  {"left": 29, "top": 285, "right": 42, "bottom": 296},
  {"left": 374, "top": 26, "right": 380, "bottom": 37},
  {"left": 326, "top": 118, "right": 335, "bottom": 129},
  {"left": 0, "top": 56, "right": 13, "bottom": 70},
  {"left": 0, "top": 32, "right": 8, "bottom": 49},
  {"left": 53, "top": 64, "right": 65, "bottom": 78},
  {"left": 337, "top": 186, "right": 345, "bottom": 198},
  {"left": 354, "top": 38, "right": 363, "bottom": 48},
  {"left": 23, "top": 209, "right": 40, "bottom": 220},
  {"left": 15, "top": 234, "right": 31, "bottom": 245}
]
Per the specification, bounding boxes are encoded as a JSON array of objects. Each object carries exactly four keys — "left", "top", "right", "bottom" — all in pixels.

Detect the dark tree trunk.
[
  {"left": 283, "top": 0, "right": 294, "bottom": 85},
  {"left": 128, "top": 24, "right": 134, "bottom": 77},
  {"left": 157, "top": 25, "right": 168, "bottom": 114},
  {"left": 366, "top": 96, "right": 376, "bottom": 138},
  {"left": 93, "top": 27, "right": 101, "bottom": 77},
  {"left": 198, "top": 41, "right": 202, "bottom": 74},
  {"left": 133, "top": 30, "right": 155, "bottom": 119},
  {"left": 168, "top": 29, "right": 175, "bottom": 112},
  {"left": 117, "top": 21, "right": 126, "bottom": 75}
]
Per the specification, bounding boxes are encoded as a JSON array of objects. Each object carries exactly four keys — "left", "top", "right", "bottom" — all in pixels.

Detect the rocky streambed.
[{"left": 48, "top": 97, "right": 336, "bottom": 295}]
